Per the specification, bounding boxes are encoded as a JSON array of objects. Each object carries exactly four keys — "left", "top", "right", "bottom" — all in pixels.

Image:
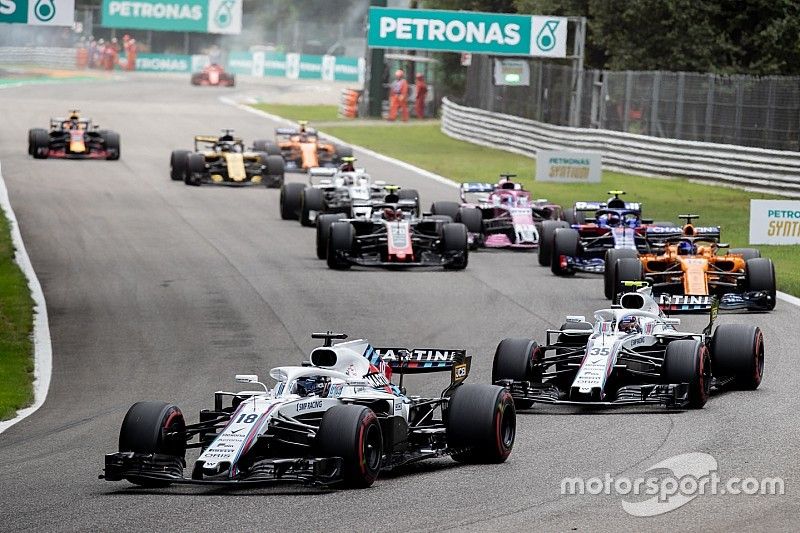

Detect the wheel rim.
[
  {"left": 362, "top": 423, "right": 381, "bottom": 473},
  {"left": 754, "top": 331, "right": 765, "bottom": 384},
  {"left": 496, "top": 397, "right": 515, "bottom": 451}
]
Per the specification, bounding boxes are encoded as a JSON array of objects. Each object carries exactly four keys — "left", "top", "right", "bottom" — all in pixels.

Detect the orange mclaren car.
[
  {"left": 273, "top": 121, "right": 353, "bottom": 171},
  {"left": 610, "top": 215, "right": 776, "bottom": 311}
]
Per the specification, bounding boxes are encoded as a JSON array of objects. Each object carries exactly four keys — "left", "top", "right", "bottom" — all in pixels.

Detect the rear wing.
[
  {"left": 646, "top": 225, "right": 721, "bottom": 240},
  {"left": 308, "top": 167, "right": 337, "bottom": 185},
  {"left": 373, "top": 348, "right": 471, "bottom": 382},
  {"left": 460, "top": 182, "right": 494, "bottom": 202},
  {"left": 574, "top": 201, "right": 641, "bottom": 212}
]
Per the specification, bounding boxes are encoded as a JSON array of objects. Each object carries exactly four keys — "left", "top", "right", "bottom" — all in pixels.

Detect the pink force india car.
[{"left": 428, "top": 175, "right": 562, "bottom": 250}]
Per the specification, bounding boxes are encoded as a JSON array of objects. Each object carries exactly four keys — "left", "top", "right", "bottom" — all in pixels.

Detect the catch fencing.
[
  {"left": 464, "top": 54, "right": 800, "bottom": 151},
  {"left": 441, "top": 97, "right": 800, "bottom": 197}
]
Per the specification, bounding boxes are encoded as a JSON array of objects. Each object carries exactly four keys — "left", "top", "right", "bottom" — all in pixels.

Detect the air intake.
[{"left": 619, "top": 292, "right": 645, "bottom": 310}]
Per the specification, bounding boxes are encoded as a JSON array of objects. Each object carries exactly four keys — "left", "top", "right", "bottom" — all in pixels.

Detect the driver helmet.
[
  {"left": 619, "top": 315, "right": 639, "bottom": 333},
  {"left": 597, "top": 214, "right": 609, "bottom": 227},
  {"left": 219, "top": 142, "right": 233, "bottom": 152},
  {"left": 339, "top": 161, "right": 355, "bottom": 172},
  {"left": 677, "top": 240, "right": 696, "bottom": 255},
  {"left": 295, "top": 375, "right": 331, "bottom": 398},
  {"left": 383, "top": 207, "right": 396, "bottom": 221},
  {"left": 624, "top": 214, "right": 639, "bottom": 228}
]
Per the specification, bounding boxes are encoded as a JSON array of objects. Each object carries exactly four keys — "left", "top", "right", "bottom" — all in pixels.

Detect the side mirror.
[
  {"left": 235, "top": 374, "right": 258, "bottom": 384},
  {"left": 565, "top": 315, "right": 586, "bottom": 323},
  {"left": 663, "top": 318, "right": 681, "bottom": 325}
]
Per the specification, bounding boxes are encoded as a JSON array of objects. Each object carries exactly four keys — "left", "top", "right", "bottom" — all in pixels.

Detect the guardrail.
[
  {"left": 441, "top": 97, "right": 800, "bottom": 197},
  {"left": 0, "top": 47, "right": 76, "bottom": 69}
]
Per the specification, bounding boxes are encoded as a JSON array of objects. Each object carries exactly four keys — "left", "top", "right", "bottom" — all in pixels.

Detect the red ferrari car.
[{"left": 190, "top": 64, "right": 235, "bottom": 87}]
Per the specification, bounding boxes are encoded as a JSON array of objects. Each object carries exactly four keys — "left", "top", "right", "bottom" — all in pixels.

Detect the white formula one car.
[
  {"left": 493, "top": 282, "right": 765, "bottom": 409},
  {"left": 102, "top": 332, "right": 515, "bottom": 488}
]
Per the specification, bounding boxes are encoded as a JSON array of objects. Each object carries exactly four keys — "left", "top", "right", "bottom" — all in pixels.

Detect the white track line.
[
  {"left": 220, "top": 96, "right": 800, "bottom": 308},
  {"left": 0, "top": 162, "right": 52, "bottom": 434}
]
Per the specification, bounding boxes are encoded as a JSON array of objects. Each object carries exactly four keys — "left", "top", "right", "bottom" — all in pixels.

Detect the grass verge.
[
  {"left": 250, "top": 105, "right": 799, "bottom": 296},
  {"left": 251, "top": 103, "right": 341, "bottom": 123},
  {"left": 0, "top": 209, "right": 34, "bottom": 421}
]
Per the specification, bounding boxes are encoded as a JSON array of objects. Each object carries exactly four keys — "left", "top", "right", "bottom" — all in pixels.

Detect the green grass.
[
  {"left": 322, "top": 123, "right": 800, "bottom": 297},
  {"left": 251, "top": 103, "right": 341, "bottom": 123},
  {"left": 0, "top": 210, "right": 34, "bottom": 421}
]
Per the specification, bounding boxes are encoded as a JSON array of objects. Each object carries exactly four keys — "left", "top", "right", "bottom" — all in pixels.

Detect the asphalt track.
[{"left": 0, "top": 74, "right": 798, "bottom": 532}]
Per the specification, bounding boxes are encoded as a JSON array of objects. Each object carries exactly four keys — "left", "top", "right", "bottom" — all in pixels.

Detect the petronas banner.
[
  {"left": 368, "top": 7, "right": 567, "bottom": 58},
  {"left": 101, "top": 0, "right": 242, "bottom": 34}
]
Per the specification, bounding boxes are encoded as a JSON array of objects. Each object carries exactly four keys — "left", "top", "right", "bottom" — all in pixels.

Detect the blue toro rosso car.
[{"left": 538, "top": 192, "right": 667, "bottom": 285}]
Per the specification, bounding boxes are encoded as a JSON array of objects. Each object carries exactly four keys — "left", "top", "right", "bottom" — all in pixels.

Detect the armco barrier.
[
  {"left": 0, "top": 47, "right": 76, "bottom": 69},
  {"left": 441, "top": 97, "right": 800, "bottom": 197}
]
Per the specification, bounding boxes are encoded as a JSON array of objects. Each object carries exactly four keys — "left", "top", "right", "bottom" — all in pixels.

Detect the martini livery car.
[
  {"left": 493, "top": 284, "right": 765, "bottom": 409},
  {"left": 101, "top": 332, "right": 515, "bottom": 488}
]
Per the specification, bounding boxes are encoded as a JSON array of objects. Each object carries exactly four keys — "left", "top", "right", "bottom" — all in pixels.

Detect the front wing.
[{"left": 497, "top": 379, "right": 690, "bottom": 408}]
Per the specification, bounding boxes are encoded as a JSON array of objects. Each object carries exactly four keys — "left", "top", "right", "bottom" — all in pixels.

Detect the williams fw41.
[
  {"left": 323, "top": 196, "right": 469, "bottom": 270},
  {"left": 190, "top": 63, "right": 235, "bottom": 87},
  {"left": 429, "top": 175, "right": 562, "bottom": 250},
  {"left": 170, "top": 130, "right": 285, "bottom": 187},
  {"left": 493, "top": 284, "right": 764, "bottom": 409},
  {"left": 101, "top": 332, "right": 515, "bottom": 488},
  {"left": 280, "top": 161, "right": 418, "bottom": 227},
  {"left": 608, "top": 216, "right": 776, "bottom": 311},
  {"left": 28, "top": 110, "right": 120, "bottom": 160}
]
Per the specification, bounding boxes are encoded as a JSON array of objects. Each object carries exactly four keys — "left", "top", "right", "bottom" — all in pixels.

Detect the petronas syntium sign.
[
  {"left": 101, "top": 0, "right": 242, "bottom": 34},
  {"left": 368, "top": 7, "right": 567, "bottom": 57}
]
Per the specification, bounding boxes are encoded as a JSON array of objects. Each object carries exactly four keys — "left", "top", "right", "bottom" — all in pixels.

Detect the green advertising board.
[
  {"left": 226, "top": 52, "right": 362, "bottom": 82},
  {"left": 124, "top": 53, "right": 193, "bottom": 72},
  {"left": 101, "top": 0, "right": 242, "bottom": 34},
  {"left": 367, "top": 7, "right": 567, "bottom": 57},
  {"left": 0, "top": 0, "right": 76, "bottom": 26}
]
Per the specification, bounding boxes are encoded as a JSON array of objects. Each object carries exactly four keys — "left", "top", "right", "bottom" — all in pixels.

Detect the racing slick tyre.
[
  {"left": 118, "top": 401, "right": 186, "bottom": 487},
  {"left": 662, "top": 340, "right": 711, "bottom": 408},
  {"left": 316, "top": 405, "right": 382, "bottom": 488},
  {"left": 280, "top": 182, "right": 305, "bottom": 220},
  {"left": 327, "top": 222, "right": 354, "bottom": 270},
  {"left": 711, "top": 324, "right": 764, "bottom": 390},
  {"left": 612, "top": 258, "right": 644, "bottom": 301},
  {"left": 261, "top": 154, "right": 285, "bottom": 188},
  {"left": 447, "top": 384, "right": 515, "bottom": 464},
  {"left": 30, "top": 128, "right": 50, "bottom": 159},
  {"left": 334, "top": 145, "right": 354, "bottom": 161},
  {"left": 430, "top": 201, "right": 460, "bottom": 221},
  {"left": 457, "top": 207, "right": 483, "bottom": 236},
  {"left": 744, "top": 258, "right": 776, "bottom": 310},
  {"left": 397, "top": 188, "right": 421, "bottom": 214},
  {"left": 28, "top": 128, "right": 47, "bottom": 156},
  {"left": 538, "top": 220, "right": 569, "bottom": 266},
  {"left": 492, "top": 338, "right": 540, "bottom": 409},
  {"left": 170, "top": 150, "right": 190, "bottom": 181},
  {"left": 562, "top": 208, "right": 586, "bottom": 225},
  {"left": 316, "top": 214, "right": 345, "bottom": 260},
  {"left": 101, "top": 130, "right": 121, "bottom": 160},
  {"left": 190, "top": 73, "right": 202, "bottom": 85},
  {"left": 550, "top": 228, "right": 580, "bottom": 276},
  {"left": 441, "top": 223, "right": 469, "bottom": 270},
  {"left": 224, "top": 74, "right": 236, "bottom": 87},
  {"left": 301, "top": 187, "right": 325, "bottom": 227},
  {"left": 604, "top": 249, "right": 640, "bottom": 299},
  {"left": 252, "top": 140, "right": 281, "bottom": 156},
  {"left": 729, "top": 248, "right": 761, "bottom": 260},
  {"left": 184, "top": 153, "right": 205, "bottom": 186}
]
